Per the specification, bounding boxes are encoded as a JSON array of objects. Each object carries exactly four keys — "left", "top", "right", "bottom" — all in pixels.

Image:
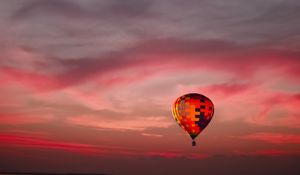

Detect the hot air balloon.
[{"left": 172, "top": 93, "right": 214, "bottom": 146}]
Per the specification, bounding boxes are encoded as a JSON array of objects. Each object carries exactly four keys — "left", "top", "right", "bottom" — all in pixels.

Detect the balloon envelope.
[{"left": 172, "top": 93, "right": 214, "bottom": 144}]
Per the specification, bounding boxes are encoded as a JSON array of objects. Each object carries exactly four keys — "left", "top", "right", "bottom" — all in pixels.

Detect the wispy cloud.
[
  {"left": 243, "top": 132, "right": 300, "bottom": 144},
  {"left": 0, "top": 133, "right": 104, "bottom": 155},
  {"left": 68, "top": 115, "right": 173, "bottom": 131}
]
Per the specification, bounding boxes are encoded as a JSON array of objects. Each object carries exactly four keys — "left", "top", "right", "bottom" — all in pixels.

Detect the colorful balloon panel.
[{"left": 172, "top": 93, "right": 214, "bottom": 140}]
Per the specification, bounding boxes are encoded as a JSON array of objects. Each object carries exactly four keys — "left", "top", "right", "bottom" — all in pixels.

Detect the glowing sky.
[{"left": 0, "top": 0, "right": 299, "bottom": 174}]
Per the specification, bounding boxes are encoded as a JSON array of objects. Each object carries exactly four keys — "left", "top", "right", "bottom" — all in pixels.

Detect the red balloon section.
[{"left": 172, "top": 93, "right": 214, "bottom": 146}]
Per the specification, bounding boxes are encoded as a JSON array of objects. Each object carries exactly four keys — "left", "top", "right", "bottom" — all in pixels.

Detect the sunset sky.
[{"left": 0, "top": 0, "right": 299, "bottom": 174}]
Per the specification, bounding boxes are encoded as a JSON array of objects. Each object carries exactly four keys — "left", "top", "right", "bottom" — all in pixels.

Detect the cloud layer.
[{"left": 0, "top": 0, "right": 299, "bottom": 174}]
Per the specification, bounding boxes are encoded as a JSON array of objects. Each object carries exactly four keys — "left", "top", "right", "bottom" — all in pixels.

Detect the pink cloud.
[
  {"left": 141, "top": 133, "right": 164, "bottom": 138},
  {"left": 3, "top": 47, "right": 299, "bottom": 130},
  {"left": 0, "top": 113, "right": 54, "bottom": 125},
  {"left": 250, "top": 93, "right": 300, "bottom": 127},
  {"left": 0, "top": 38, "right": 299, "bottom": 160},
  {"left": 190, "top": 79, "right": 300, "bottom": 128},
  {"left": 201, "top": 82, "right": 253, "bottom": 98},
  {"left": 261, "top": 93, "right": 300, "bottom": 109},
  {"left": 1, "top": 39, "right": 299, "bottom": 93},
  {"left": 68, "top": 115, "right": 173, "bottom": 131},
  {"left": 0, "top": 67, "right": 59, "bottom": 91}
]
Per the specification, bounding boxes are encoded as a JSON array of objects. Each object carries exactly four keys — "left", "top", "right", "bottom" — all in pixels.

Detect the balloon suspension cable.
[{"left": 192, "top": 140, "right": 196, "bottom": 146}]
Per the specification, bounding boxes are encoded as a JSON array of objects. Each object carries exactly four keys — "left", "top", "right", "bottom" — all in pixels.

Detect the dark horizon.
[
  {"left": 1, "top": 155, "right": 300, "bottom": 175},
  {"left": 0, "top": 173, "right": 110, "bottom": 175}
]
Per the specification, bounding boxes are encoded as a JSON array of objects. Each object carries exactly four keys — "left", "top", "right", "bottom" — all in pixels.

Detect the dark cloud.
[
  {"left": 233, "top": 1, "right": 300, "bottom": 45},
  {"left": 101, "top": 0, "right": 155, "bottom": 18},
  {"left": 11, "top": 0, "right": 155, "bottom": 21},
  {"left": 2, "top": 0, "right": 299, "bottom": 58},
  {"left": 11, "top": 0, "right": 86, "bottom": 20},
  {"left": 250, "top": 1, "right": 300, "bottom": 23}
]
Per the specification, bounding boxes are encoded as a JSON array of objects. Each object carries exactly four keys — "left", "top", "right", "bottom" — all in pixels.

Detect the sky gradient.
[{"left": 0, "top": 0, "right": 300, "bottom": 174}]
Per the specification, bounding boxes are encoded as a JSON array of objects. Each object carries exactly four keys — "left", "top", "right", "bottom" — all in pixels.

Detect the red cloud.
[
  {"left": 0, "top": 133, "right": 212, "bottom": 159},
  {"left": 0, "top": 134, "right": 103, "bottom": 155},
  {"left": 243, "top": 133, "right": 300, "bottom": 144},
  {"left": 254, "top": 150, "right": 296, "bottom": 156},
  {"left": 234, "top": 149, "right": 300, "bottom": 156}
]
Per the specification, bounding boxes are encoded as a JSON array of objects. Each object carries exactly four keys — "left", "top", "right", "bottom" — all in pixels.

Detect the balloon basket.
[{"left": 192, "top": 140, "right": 196, "bottom": 146}]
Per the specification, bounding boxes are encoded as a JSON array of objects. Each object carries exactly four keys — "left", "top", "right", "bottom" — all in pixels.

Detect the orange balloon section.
[{"left": 172, "top": 93, "right": 214, "bottom": 146}]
